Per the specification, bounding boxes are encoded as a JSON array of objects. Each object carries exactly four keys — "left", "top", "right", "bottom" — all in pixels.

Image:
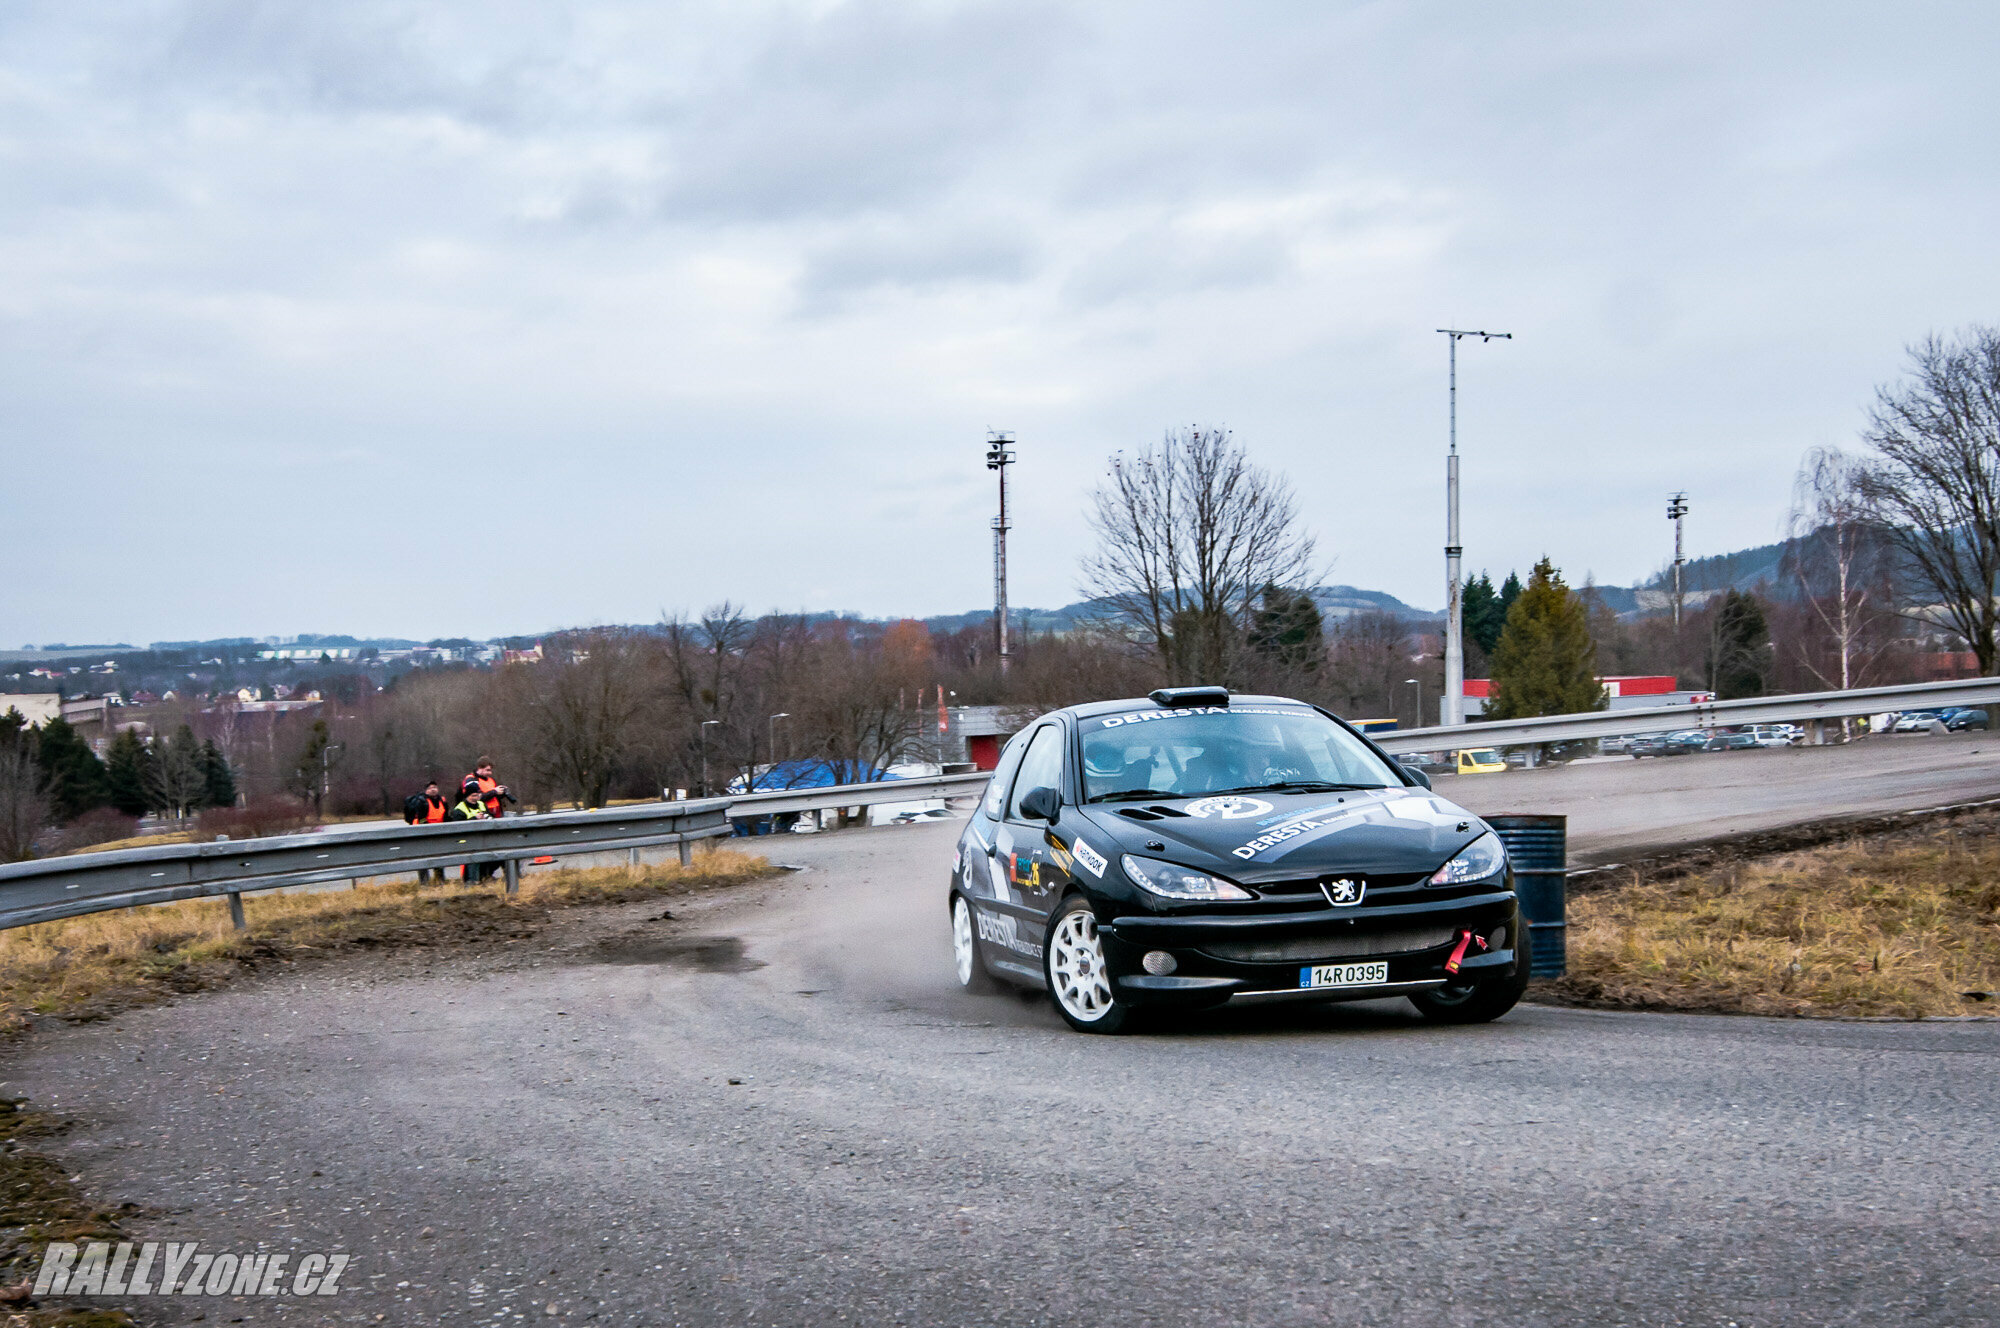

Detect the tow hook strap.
[{"left": 1444, "top": 928, "right": 1489, "bottom": 975}]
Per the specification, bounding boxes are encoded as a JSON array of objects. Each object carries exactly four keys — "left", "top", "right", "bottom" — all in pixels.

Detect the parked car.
[
  {"left": 1598, "top": 735, "right": 1632, "bottom": 756},
  {"left": 1628, "top": 734, "right": 1690, "bottom": 758},
  {"left": 1705, "top": 730, "right": 1759, "bottom": 751},
  {"left": 1457, "top": 748, "right": 1507, "bottom": 775},
  {"left": 1667, "top": 730, "right": 1712, "bottom": 753},
  {"left": 1945, "top": 708, "right": 1990, "bottom": 731},
  {"left": 1894, "top": 711, "right": 1943, "bottom": 733},
  {"left": 949, "top": 687, "right": 1528, "bottom": 1033},
  {"left": 1747, "top": 725, "right": 1796, "bottom": 748},
  {"left": 892, "top": 808, "right": 958, "bottom": 825}
]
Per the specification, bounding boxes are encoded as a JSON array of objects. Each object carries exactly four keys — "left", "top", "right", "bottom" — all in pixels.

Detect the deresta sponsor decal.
[{"left": 1093, "top": 705, "right": 1313, "bottom": 729}]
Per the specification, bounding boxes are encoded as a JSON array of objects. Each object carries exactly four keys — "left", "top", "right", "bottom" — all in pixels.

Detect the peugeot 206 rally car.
[{"left": 947, "top": 687, "right": 1528, "bottom": 1033}]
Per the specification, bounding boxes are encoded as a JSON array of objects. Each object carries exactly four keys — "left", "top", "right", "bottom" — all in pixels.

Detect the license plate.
[{"left": 1299, "top": 961, "right": 1389, "bottom": 990}]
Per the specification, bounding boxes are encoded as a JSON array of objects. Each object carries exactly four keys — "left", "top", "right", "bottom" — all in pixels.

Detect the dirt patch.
[
  {"left": 0, "top": 1099, "right": 136, "bottom": 1327},
  {"left": 590, "top": 934, "right": 764, "bottom": 973},
  {"left": 0, "top": 850, "right": 776, "bottom": 1038}
]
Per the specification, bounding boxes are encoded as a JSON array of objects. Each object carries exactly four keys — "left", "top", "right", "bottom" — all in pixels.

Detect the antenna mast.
[
  {"left": 986, "top": 433, "right": 1016, "bottom": 675},
  {"left": 1667, "top": 492, "right": 1690, "bottom": 628}
]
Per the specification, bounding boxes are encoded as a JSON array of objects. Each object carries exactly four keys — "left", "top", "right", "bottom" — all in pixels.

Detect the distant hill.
[
  {"left": 920, "top": 583, "right": 1441, "bottom": 637},
  {"left": 25, "top": 539, "right": 1843, "bottom": 665}
]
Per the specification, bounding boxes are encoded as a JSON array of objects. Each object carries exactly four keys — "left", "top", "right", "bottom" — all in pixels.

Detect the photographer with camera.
[
  {"left": 459, "top": 759, "right": 518, "bottom": 882},
  {"left": 464, "top": 758, "right": 517, "bottom": 820}
]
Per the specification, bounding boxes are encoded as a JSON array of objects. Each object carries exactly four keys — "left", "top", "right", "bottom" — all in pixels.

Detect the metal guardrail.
[
  {"left": 0, "top": 799, "right": 734, "bottom": 931},
  {"left": 723, "top": 771, "right": 991, "bottom": 818},
  {"left": 1373, "top": 676, "right": 2000, "bottom": 754},
  {"left": 10, "top": 675, "right": 1993, "bottom": 934}
]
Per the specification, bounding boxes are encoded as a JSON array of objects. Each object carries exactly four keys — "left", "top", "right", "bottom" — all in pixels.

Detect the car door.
[{"left": 996, "top": 722, "right": 1072, "bottom": 933}]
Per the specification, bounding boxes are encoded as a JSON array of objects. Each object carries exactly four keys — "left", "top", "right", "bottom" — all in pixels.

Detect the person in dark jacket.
[{"left": 405, "top": 779, "right": 449, "bottom": 884}]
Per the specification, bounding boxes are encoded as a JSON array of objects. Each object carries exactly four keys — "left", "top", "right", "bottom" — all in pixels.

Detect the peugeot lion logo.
[{"left": 1320, "top": 877, "right": 1365, "bottom": 907}]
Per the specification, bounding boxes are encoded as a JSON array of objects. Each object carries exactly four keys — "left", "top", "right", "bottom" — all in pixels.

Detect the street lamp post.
[
  {"left": 769, "top": 713, "right": 790, "bottom": 769},
  {"left": 1437, "top": 328, "right": 1512, "bottom": 727},
  {"left": 699, "top": 719, "right": 721, "bottom": 798},
  {"left": 1404, "top": 678, "right": 1423, "bottom": 730}
]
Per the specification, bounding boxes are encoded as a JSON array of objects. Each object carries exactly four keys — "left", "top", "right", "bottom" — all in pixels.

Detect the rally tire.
[
  {"left": 1043, "top": 895, "right": 1134, "bottom": 1034},
  {"left": 951, "top": 895, "right": 1000, "bottom": 994},
  {"left": 1409, "top": 955, "right": 1531, "bottom": 1024}
]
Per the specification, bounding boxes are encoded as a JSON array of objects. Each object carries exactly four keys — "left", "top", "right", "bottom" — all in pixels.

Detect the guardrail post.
[
  {"left": 678, "top": 839, "right": 693, "bottom": 867},
  {"left": 227, "top": 892, "right": 246, "bottom": 931},
  {"left": 628, "top": 847, "right": 641, "bottom": 872},
  {"left": 503, "top": 858, "right": 520, "bottom": 895}
]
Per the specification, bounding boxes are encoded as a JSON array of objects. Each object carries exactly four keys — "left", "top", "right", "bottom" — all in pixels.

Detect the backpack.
[{"left": 403, "top": 793, "right": 428, "bottom": 823}]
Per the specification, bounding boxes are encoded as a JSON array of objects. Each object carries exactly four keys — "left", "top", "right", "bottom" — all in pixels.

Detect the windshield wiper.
[
  {"left": 1208, "top": 781, "right": 1388, "bottom": 795},
  {"left": 1087, "top": 788, "right": 1180, "bottom": 804}
]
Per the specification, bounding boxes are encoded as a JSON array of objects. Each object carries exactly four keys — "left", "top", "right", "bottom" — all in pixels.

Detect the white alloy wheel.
[
  {"left": 1049, "top": 907, "right": 1116, "bottom": 1024},
  {"left": 952, "top": 896, "right": 978, "bottom": 986}
]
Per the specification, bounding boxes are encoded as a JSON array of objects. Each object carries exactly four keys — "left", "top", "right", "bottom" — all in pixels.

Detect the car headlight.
[
  {"left": 1429, "top": 831, "right": 1506, "bottom": 886},
  {"left": 1121, "top": 854, "right": 1252, "bottom": 902}
]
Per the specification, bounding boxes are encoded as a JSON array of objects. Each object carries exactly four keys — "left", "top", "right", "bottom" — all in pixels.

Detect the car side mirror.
[
  {"left": 1018, "top": 786, "right": 1061, "bottom": 822},
  {"left": 1404, "top": 765, "right": 1432, "bottom": 791}
]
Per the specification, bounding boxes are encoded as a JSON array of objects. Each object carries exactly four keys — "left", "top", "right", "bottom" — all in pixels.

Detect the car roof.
[{"left": 1062, "top": 692, "right": 1313, "bottom": 722}]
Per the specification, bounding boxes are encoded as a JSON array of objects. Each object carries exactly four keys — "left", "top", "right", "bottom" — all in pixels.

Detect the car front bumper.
[{"left": 1097, "top": 888, "right": 1521, "bottom": 1008}]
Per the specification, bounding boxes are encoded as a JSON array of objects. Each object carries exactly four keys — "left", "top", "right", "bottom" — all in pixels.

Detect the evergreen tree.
[
  {"left": 1247, "top": 584, "right": 1326, "bottom": 674},
  {"left": 200, "top": 740, "right": 237, "bottom": 809},
  {"left": 284, "top": 719, "right": 334, "bottom": 812},
  {"left": 1486, "top": 558, "right": 1605, "bottom": 720},
  {"left": 147, "top": 724, "right": 208, "bottom": 819},
  {"left": 105, "top": 730, "right": 151, "bottom": 816},
  {"left": 1709, "top": 589, "right": 1772, "bottom": 700},
  {"left": 1498, "top": 571, "right": 1524, "bottom": 620},
  {"left": 1462, "top": 573, "right": 1506, "bottom": 656},
  {"left": 33, "top": 718, "right": 109, "bottom": 821}
]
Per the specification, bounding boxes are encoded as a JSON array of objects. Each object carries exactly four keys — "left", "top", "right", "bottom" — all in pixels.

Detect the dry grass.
[
  {"left": 0, "top": 848, "right": 773, "bottom": 1036},
  {"left": 1550, "top": 818, "right": 2000, "bottom": 1018}
]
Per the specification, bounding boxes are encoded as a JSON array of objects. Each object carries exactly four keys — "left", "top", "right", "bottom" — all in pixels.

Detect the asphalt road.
[
  {"left": 8, "top": 802, "right": 1999, "bottom": 1327},
  {"left": 1438, "top": 729, "right": 2000, "bottom": 863}
]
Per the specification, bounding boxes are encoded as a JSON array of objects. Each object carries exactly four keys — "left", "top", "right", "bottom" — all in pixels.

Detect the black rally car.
[{"left": 947, "top": 688, "right": 1527, "bottom": 1033}]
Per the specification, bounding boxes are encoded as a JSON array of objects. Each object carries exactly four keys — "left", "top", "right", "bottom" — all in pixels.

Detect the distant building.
[
  {"left": 1461, "top": 675, "right": 1713, "bottom": 720},
  {"left": 257, "top": 646, "right": 358, "bottom": 661},
  {"left": 1917, "top": 651, "right": 1981, "bottom": 682},
  {"left": 0, "top": 693, "right": 62, "bottom": 726},
  {"left": 949, "top": 706, "right": 1037, "bottom": 770}
]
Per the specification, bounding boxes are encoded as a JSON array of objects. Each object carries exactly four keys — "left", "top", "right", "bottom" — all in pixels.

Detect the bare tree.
[
  {"left": 525, "top": 632, "right": 650, "bottom": 809},
  {"left": 1859, "top": 328, "right": 2000, "bottom": 672},
  {"left": 0, "top": 743, "right": 47, "bottom": 862},
  {"left": 1784, "top": 446, "right": 1893, "bottom": 692},
  {"left": 1082, "top": 427, "right": 1317, "bottom": 685},
  {"left": 1324, "top": 611, "right": 1422, "bottom": 720}
]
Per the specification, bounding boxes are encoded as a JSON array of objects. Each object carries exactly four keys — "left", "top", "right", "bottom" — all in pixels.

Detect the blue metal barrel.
[{"left": 1485, "top": 814, "right": 1566, "bottom": 978}]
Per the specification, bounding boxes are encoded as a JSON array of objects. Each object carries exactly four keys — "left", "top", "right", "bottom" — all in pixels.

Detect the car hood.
[{"left": 1073, "top": 787, "right": 1485, "bottom": 886}]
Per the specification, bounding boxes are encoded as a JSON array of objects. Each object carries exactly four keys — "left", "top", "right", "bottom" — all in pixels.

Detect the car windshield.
[
  {"left": 1464, "top": 749, "right": 1501, "bottom": 763},
  {"left": 1078, "top": 705, "right": 1401, "bottom": 803}
]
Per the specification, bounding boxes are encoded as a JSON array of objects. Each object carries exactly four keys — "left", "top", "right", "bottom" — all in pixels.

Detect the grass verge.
[
  {"left": 1545, "top": 809, "right": 2000, "bottom": 1018},
  {"left": 0, "top": 848, "right": 774, "bottom": 1037}
]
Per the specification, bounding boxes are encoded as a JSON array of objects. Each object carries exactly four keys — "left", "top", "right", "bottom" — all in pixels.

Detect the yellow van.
[{"left": 1456, "top": 748, "right": 1507, "bottom": 775}]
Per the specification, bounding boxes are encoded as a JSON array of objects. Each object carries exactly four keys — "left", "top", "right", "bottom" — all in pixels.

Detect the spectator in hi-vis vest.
[
  {"left": 403, "top": 779, "right": 449, "bottom": 884},
  {"left": 449, "top": 781, "right": 491, "bottom": 882}
]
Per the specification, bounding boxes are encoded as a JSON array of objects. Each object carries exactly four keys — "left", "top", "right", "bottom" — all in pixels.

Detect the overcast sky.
[{"left": 4, "top": 2, "right": 1997, "bottom": 646}]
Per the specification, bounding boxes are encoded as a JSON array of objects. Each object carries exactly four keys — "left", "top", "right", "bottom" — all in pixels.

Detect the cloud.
[{"left": 2, "top": 1, "right": 1999, "bottom": 644}]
